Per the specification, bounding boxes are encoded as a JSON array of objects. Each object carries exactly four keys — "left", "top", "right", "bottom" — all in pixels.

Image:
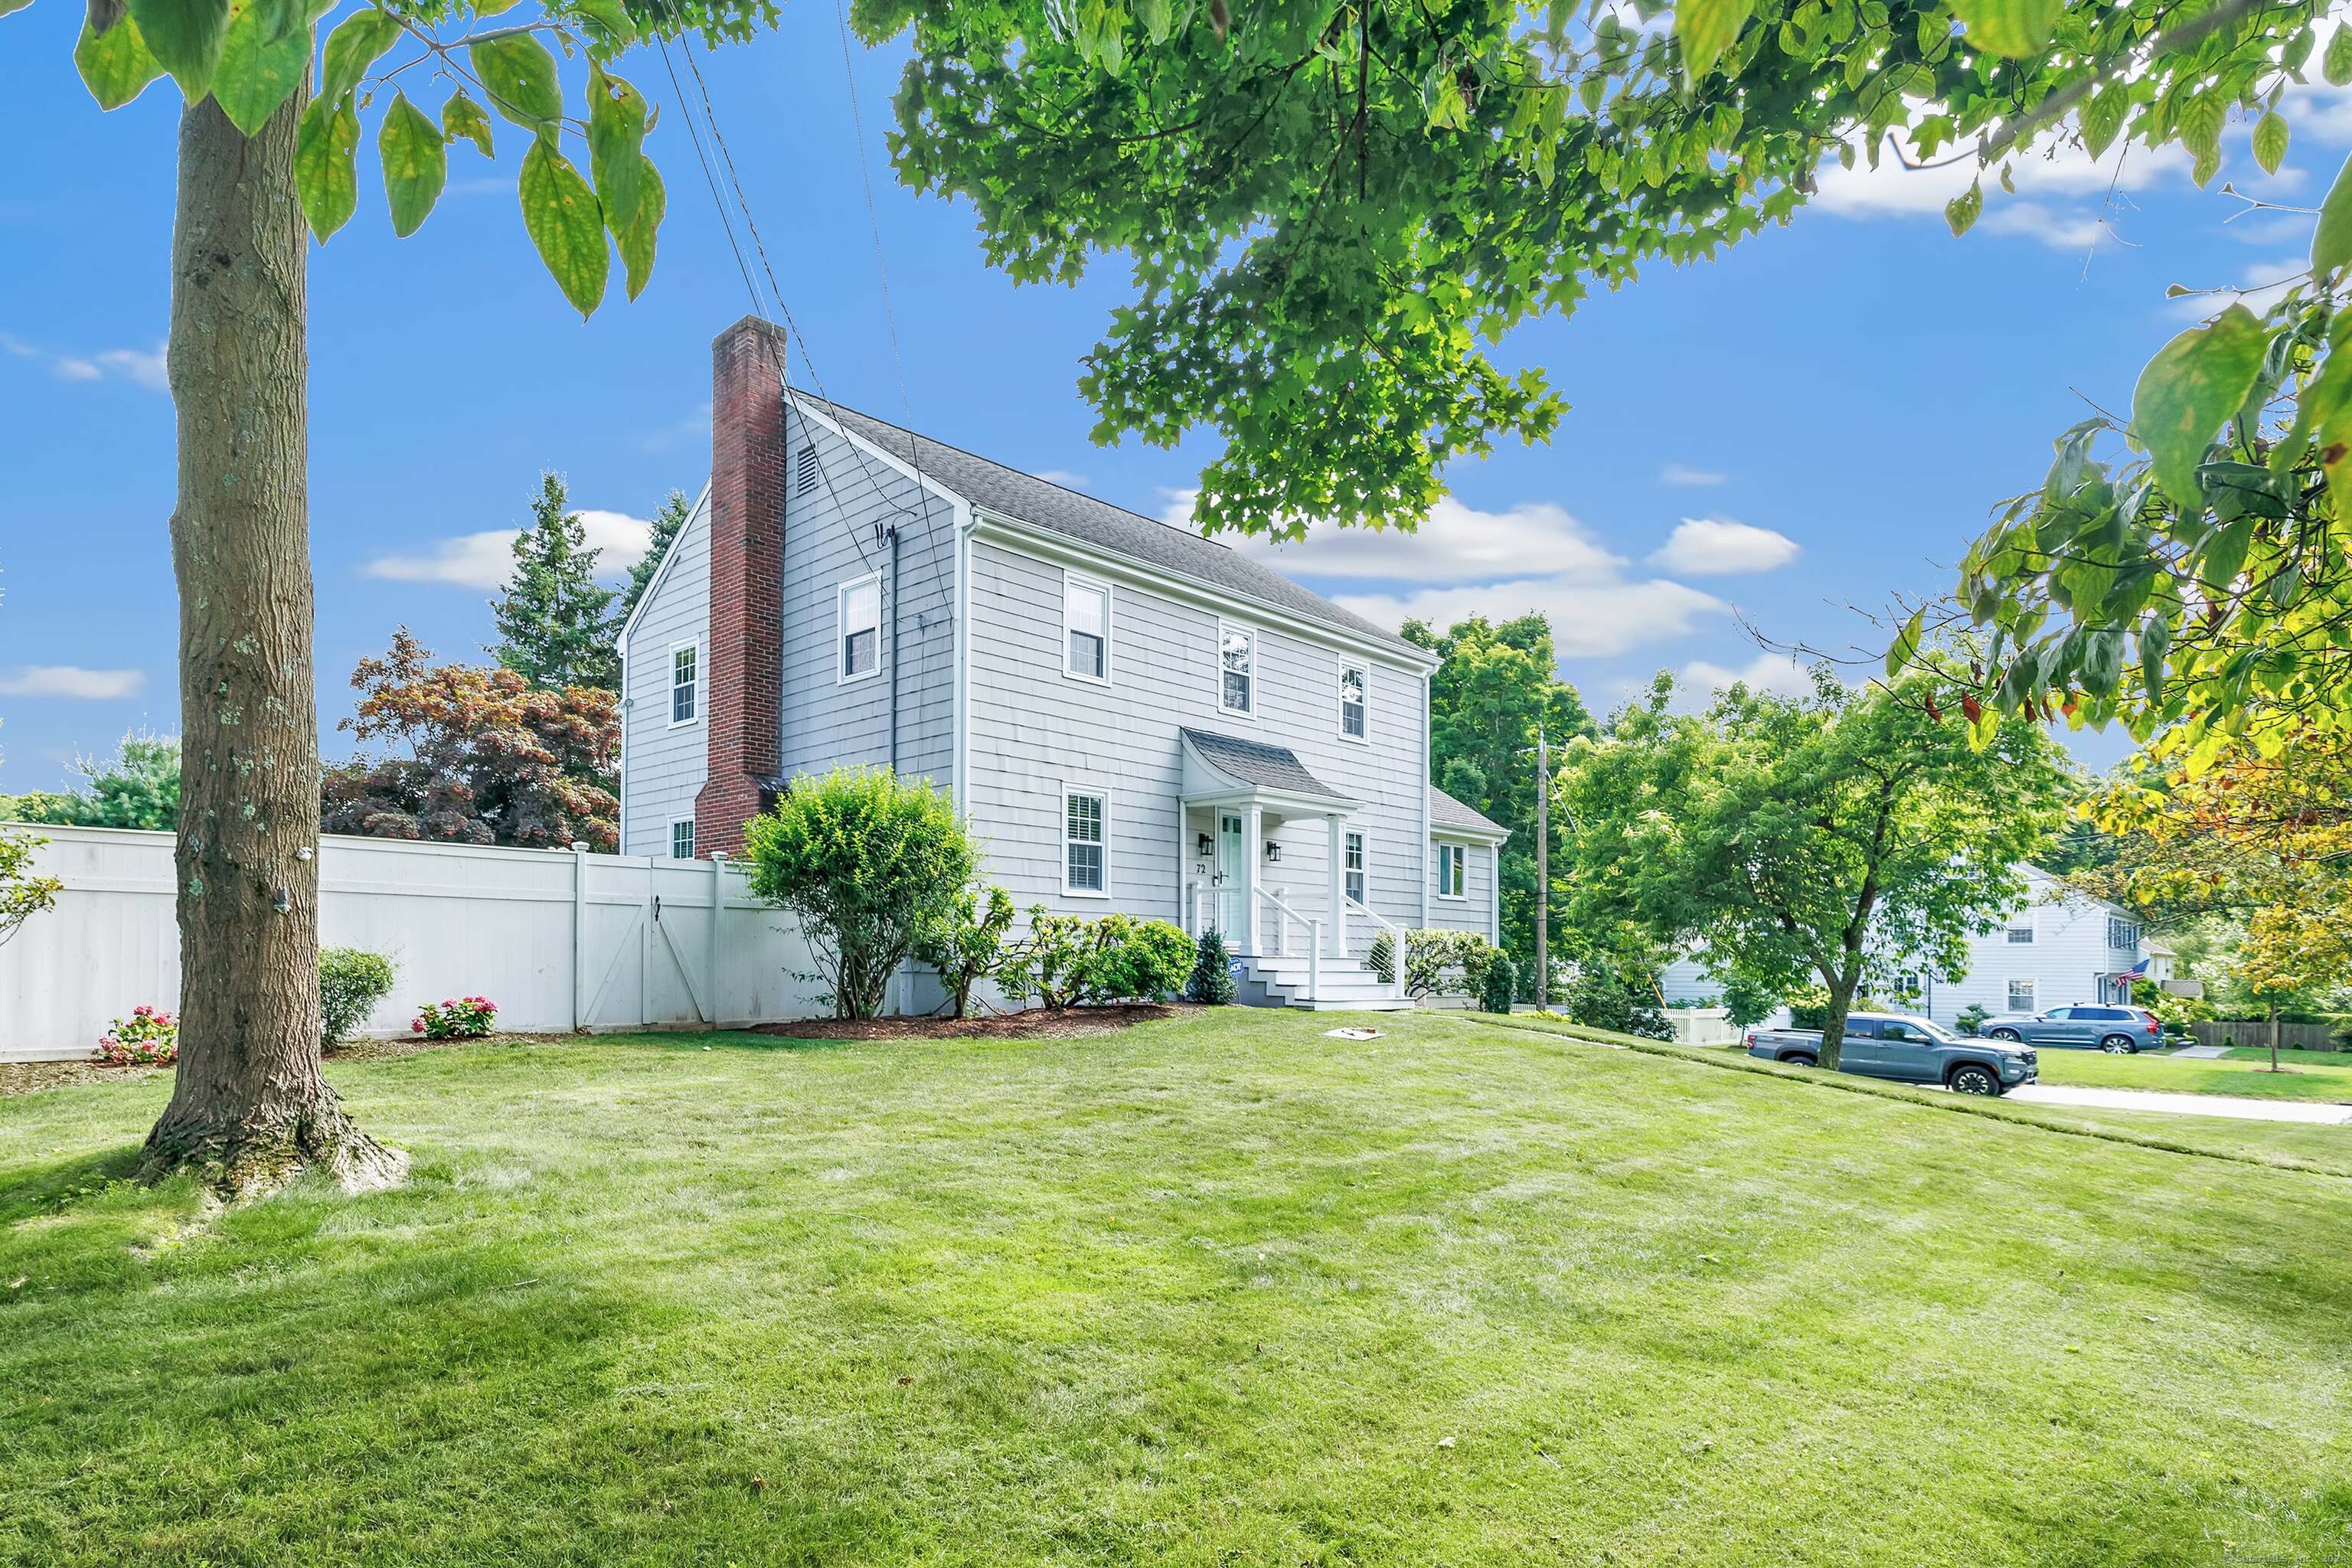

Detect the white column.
[
  {"left": 1326, "top": 812, "right": 1347, "bottom": 958},
  {"left": 1242, "top": 802, "right": 1263, "bottom": 955}
]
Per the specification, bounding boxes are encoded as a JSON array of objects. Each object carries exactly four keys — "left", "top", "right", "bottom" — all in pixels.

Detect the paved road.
[{"left": 2005, "top": 1083, "right": 2352, "bottom": 1125}]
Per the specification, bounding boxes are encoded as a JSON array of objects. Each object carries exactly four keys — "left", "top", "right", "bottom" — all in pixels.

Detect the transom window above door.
[
  {"left": 1065, "top": 572, "right": 1110, "bottom": 683},
  {"left": 1219, "top": 623, "right": 1255, "bottom": 716}
]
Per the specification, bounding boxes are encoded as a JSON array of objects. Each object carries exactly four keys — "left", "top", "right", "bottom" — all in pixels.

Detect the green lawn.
[
  {"left": 2034, "top": 1046, "right": 2352, "bottom": 1102},
  {"left": 5, "top": 1010, "right": 2351, "bottom": 1566}
]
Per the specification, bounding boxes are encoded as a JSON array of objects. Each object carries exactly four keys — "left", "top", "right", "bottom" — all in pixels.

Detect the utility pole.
[{"left": 1534, "top": 720, "right": 1550, "bottom": 1010}]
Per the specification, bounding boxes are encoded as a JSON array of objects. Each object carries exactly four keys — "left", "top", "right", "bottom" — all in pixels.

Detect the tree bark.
[
  {"left": 1818, "top": 964, "right": 1862, "bottom": 1073},
  {"left": 140, "top": 87, "right": 404, "bottom": 1200}
]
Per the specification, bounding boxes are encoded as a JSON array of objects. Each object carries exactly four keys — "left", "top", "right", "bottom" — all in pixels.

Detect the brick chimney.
[{"left": 695, "top": 315, "right": 787, "bottom": 858}]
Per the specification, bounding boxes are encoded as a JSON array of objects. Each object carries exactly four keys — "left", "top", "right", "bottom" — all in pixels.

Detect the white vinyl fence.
[{"left": 0, "top": 825, "right": 827, "bottom": 1062}]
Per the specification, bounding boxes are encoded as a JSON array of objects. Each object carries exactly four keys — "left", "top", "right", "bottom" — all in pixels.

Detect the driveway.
[{"left": 2004, "top": 1083, "right": 2352, "bottom": 1125}]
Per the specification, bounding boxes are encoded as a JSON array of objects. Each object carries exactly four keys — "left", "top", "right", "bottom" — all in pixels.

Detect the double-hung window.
[
  {"left": 1064, "top": 792, "right": 1107, "bottom": 896},
  {"left": 669, "top": 642, "right": 698, "bottom": 725},
  {"left": 2107, "top": 916, "right": 2141, "bottom": 950},
  {"left": 1339, "top": 666, "right": 1367, "bottom": 740},
  {"left": 838, "top": 574, "right": 880, "bottom": 682},
  {"left": 2007, "top": 978, "right": 2037, "bottom": 1012},
  {"left": 1065, "top": 573, "right": 1111, "bottom": 683},
  {"left": 671, "top": 818, "right": 696, "bottom": 860},
  {"left": 1218, "top": 623, "right": 1256, "bottom": 716},
  {"left": 2005, "top": 916, "right": 2034, "bottom": 945},
  {"left": 1436, "top": 843, "right": 1466, "bottom": 900},
  {"left": 1344, "top": 831, "right": 1366, "bottom": 906}
]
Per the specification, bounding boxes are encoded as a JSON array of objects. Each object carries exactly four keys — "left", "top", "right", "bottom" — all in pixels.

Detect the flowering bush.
[
  {"left": 95, "top": 1004, "right": 178, "bottom": 1067},
  {"left": 412, "top": 996, "right": 498, "bottom": 1040}
]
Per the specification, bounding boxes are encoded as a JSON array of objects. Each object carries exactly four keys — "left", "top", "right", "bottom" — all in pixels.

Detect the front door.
[{"left": 1214, "top": 812, "right": 1246, "bottom": 942}]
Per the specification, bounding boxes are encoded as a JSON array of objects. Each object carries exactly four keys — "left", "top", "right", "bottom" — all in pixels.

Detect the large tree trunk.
[
  {"left": 139, "top": 88, "right": 403, "bottom": 1200},
  {"left": 1817, "top": 964, "right": 1863, "bottom": 1073}
]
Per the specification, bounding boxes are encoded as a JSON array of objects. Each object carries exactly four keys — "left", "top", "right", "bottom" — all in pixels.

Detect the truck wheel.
[
  {"left": 1949, "top": 1063, "right": 2002, "bottom": 1096},
  {"left": 2099, "top": 1034, "right": 2137, "bottom": 1054},
  {"left": 1779, "top": 1052, "right": 1817, "bottom": 1068},
  {"left": 1988, "top": 1027, "right": 2023, "bottom": 1042}
]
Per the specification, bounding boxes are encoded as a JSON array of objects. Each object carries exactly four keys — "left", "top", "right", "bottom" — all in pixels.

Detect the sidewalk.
[{"left": 2005, "top": 1083, "right": 2352, "bottom": 1125}]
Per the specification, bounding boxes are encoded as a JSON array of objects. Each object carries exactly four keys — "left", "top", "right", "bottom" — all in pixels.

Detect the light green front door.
[{"left": 1215, "top": 811, "right": 1246, "bottom": 940}]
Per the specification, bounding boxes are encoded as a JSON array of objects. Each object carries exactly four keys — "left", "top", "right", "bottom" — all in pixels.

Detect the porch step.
[{"left": 1236, "top": 955, "right": 1415, "bottom": 1011}]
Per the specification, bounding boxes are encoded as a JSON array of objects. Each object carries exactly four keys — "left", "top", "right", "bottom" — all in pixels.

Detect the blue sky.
[{"left": 2, "top": 3, "right": 2339, "bottom": 790}]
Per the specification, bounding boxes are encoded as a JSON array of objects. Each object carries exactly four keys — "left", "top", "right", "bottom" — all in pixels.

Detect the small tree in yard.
[
  {"left": 0, "top": 829, "right": 62, "bottom": 949},
  {"left": 1563, "top": 952, "right": 1672, "bottom": 1040},
  {"left": 1560, "top": 665, "right": 2066, "bottom": 1072},
  {"left": 320, "top": 948, "right": 398, "bottom": 1050},
  {"left": 1188, "top": 929, "right": 1237, "bottom": 1005},
  {"left": 742, "top": 768, "right": 976, "bottom": 1020},
  {"left": 912, "top": 883, "right": 1015, "bottom": 1020}
]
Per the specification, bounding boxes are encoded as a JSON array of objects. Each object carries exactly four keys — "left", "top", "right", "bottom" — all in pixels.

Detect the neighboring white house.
[
  {"left": 614, "top": 317, "right": 1509, "bottom": 1008},
  {"left": 1659, "top": 864, "right": 2151, "bottom": 1027}
]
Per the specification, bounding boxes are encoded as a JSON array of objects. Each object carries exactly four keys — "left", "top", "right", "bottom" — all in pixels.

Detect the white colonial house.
[
  {"left": 1660, "top": 864, "right": 2155, "bottom": 1027},
  {"left": 614, "top": 317, "right": 1508, "bottom": 1010}
]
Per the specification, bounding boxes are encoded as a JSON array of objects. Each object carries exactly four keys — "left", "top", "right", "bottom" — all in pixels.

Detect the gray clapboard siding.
[
  {"left": 778, "top": 403, "right": 958, "bottom": 788},
  {"left": 1425, "top": 838, "right": 1496, "bottom": 939},
  {"left": 620, "top": 492, "right": 711, "bottom": 857},
  {"left": 964, "top": 535, "right": 1426, "bottom": 949}
]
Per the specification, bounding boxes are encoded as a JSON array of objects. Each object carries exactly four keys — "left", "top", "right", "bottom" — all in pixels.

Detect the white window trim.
[
  {"left": 1062, "top": 569, "right": 1114, "bottom": 687},
  {"left": 1338, "top": 663, "right": 1370, "bottom": 744},
  {"left": 2005, "top": 917, "right": 2035, "bottom": 944},
  {"left": 666, "top": 639, "right": 701, "bottom": 729},
  {"left": 1216, "top": 619, "right": 1258, "bottom": 720},
  {"left": 1344, "top": 829, "right": 1367, "bottom": 907},
  {"left": 1436, "top": 842, "right": 1468, "bottom": 900},
  {"left": 670, "top": 816, "right": 697, "bottom": 861},
  {"left": 836, "top": 571, "right": 882, "bottom": 685},
  {"left": 1062, "top": 789, "right": 1110, "bottom": 899},
  {"left": 2007, "top": 978, "right": 2037, "bottom": 1011}
]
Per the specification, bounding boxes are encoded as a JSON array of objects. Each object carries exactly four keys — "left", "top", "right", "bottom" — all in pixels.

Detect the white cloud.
[
  {"left": 2164, "top": 255, "right": 2311, "bottom": 323},
  {"left": 1163, "top": 489, "right": 1623, "bottom": 584},
  {"left": 1650, "top": 517, "right": 1800, "bottom": 577},
  {"left": 635, "top": 402, "right": 711, "bottom": 455},
  {"left": 1659, "top": 463, "right": 1724, "bottom": 487},
  {"left": 0, "top": 665, "right": 145, "bottom": 700},
  {"left": 364, "top": 509, "right": 654, "bottom": 590},
  {"left": 1034, "top": 469, "right": 1090, "bottom": 488},
  {"left": 1336, "top": 578, "right": 1728, "bottom": 658},
  {"left": 0, "top": 332, "right": 167, "bottom": 390},
  {"left": 1678, "top": 653, "right": 1820, "bottom": 701}
]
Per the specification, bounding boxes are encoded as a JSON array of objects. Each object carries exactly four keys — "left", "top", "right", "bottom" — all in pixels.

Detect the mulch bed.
[
  {"left": 0, "top": 1032, "right": 561, "bottom": 1099},
  {"left": 753, "top": 1002, "right": 1193, "bottom": 1041}
]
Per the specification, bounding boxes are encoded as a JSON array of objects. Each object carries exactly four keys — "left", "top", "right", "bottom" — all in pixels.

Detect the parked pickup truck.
[{"left": 1744, "top": 1011, "right": 2037, "bottom": 1096}]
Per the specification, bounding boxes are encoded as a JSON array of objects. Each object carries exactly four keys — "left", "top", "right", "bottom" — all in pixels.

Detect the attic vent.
[{"left": 795, "top": 444, "right": 819, "bottom": 496}]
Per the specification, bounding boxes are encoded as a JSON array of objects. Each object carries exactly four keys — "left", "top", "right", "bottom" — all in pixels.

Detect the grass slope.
[
  {"left": 2035, "top": 1048, "right": 2352, "bottom": 1103},
  {"left": 4, "top": 1009, "right": 2350, "bottom": 1567}
]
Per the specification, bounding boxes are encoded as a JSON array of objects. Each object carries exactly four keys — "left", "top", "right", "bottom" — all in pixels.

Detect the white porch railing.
[
  {"left": 1345, "top": 895, "right": 1408, "bottom": 1001},
  {"left": 1256, "top": 887, "right": 1321, "bottom": 1000}
]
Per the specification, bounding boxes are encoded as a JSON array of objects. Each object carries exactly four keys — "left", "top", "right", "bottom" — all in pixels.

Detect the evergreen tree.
[
  {"left": 490, "top": 473, "right": 619, "bottom": 693},
  {"left": 618, "top": 489, "right": 694, "bottom": 626}
]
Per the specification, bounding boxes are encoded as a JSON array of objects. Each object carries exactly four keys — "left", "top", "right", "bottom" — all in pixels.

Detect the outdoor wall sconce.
[
  {"left": 1197, "top": 833, "right": 1213, "bottom": 858},
  {"left": 1264, "top": 841, "right": 1282, "bottom": 863}
]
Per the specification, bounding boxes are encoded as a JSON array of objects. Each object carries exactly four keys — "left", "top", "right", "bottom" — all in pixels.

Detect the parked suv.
[
  {"left": 1977, "top": 1004, "right": 2162, "bottom": 1054},
  {"left": 1744, "top": 1011, "right": 2037, "bottom": 1096}
]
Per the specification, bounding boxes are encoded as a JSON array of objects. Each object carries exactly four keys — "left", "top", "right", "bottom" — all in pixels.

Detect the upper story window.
[
  {"left": 838, "top": 574, "right": 880, "bottom": 682},
  {"left": 1344, "top": 831, "right": 1366, "bottom": 906},
  {"left": 796, "top": 444, "right": 819, "bottom": 496},
  {"left": 2107, "top": 916, "right": 2141, "bottom": 950},
  {"left": 671, "top": 818, "right": 696, "bottom": 860},
  {"left": 2005, "top": 916, "right": 2034, "bottom": 944},
  {"left": 669, "top": 642, "right": 698, "bottom": 726},
  {"left": 1065, "top": 572, "right": 1111, "bottom": 683},
  {"left": 1436, "top": 843, "right": 1466, "bottom": 900},
  {"left": 1339, "top": 665, "right": 1367, "bottom": 740},
  {"left": 1219, "top": 623, "right": 1255, "bottom": 716},
  {"left": 1064, "top": 791, "right": 1107, "bottom": 896}
]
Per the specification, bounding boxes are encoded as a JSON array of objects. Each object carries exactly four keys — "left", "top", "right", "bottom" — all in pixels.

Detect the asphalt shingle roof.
[
  {"left": 1180, "top": 729, "right": 1352, "bottom": 802},
  {"left": 1429, "top": 784, "right": 1508, "bottom": 836},
  {"left": 789, "top": 391, "right": 1421, "bottom": 657}
]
